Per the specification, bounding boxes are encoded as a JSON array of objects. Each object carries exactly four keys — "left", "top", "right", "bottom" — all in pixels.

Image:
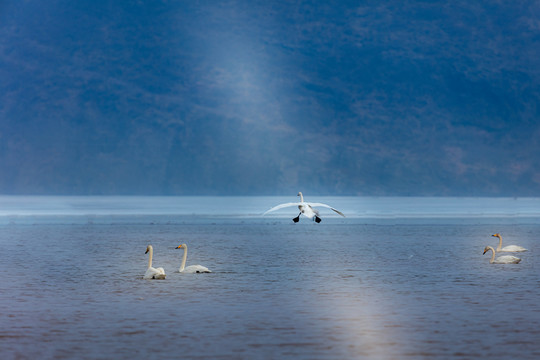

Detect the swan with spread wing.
[{"left": 263, "top": 192, "right": 345, "bottom": 223}]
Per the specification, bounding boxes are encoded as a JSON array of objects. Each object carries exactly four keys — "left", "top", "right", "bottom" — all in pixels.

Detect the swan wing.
[
  {"left": 307, "top": 203, "right": 346, "bottom": 217},
  {"left": 501, "top": 245, "right": 527, "bottom": 252},
  {"left": 183, "top": 265, "right": 211, "bottom": 273},
  {"left": 263, "top": 202, "right": 301, "bottom": 215},
  {"left": 144, "top": 266, "right": 167, "bottom": 279},
  {"left": 494, "top": 255, "right": 521, "bottom": 264}
]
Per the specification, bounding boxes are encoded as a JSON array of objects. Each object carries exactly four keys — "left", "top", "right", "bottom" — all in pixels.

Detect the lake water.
[{"left": 1, "top": 196, "right": 540, "bottom": 359}]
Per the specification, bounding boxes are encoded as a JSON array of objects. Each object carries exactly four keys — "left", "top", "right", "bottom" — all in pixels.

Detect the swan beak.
[
  {"left": 145, "top": 249, "right": 149, "bottom": 254},
  {"left": 491, "top": 234, "right": 496, "bottom": 237},
  {"left": 482, "top": 249, "right": 488, "bottom": 255}
]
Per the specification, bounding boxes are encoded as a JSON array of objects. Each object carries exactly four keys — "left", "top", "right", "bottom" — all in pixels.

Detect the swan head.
[
  {"left": 483, "top": 246, "right": 493, "bottom": 255},
  {"left": 491, "top": 233, "right": 501, "bottom": 238},
  {"left": 145, "top": 245, "right": 152, "bottom": 254},
  {"left": 175, "top": 244, "right": 187, "bottom": 249}
]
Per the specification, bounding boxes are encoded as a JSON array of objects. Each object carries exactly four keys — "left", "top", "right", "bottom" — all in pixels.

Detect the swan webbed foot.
[
  {"left": 314, "top": 216, "right": 321, "bottom": 223},
  {"left": 292, "top": 215, "right": 300, "bottom": 223}
]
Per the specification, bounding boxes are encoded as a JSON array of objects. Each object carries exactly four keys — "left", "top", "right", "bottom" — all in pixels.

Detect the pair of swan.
[
  {"left": 144, "top": 244, "right": 211, "bottom": 280},
  {"left": 482, "top": 234, "right": 527, "bottom": 264},
  {"left": 263, "top": 192, "right": 345, "bottom": 223}
]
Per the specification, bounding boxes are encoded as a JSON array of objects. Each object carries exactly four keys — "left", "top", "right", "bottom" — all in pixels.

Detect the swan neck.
[
  {"left": 488, "top": 247, "right": 496, "bottom": 263},
  {"left": 496, "top": 235, "right": 503, "bottom": 252},
  {"left": 147, "top": 246, "right": 153, "bottom": 269},
  {"left": 179, "top": 246, "right": 187, "bottom": 272},
  {"left": 299, "top": 192, "right": 304, "bottom": 202}
]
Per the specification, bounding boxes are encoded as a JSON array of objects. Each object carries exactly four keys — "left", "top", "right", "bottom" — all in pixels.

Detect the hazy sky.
[{"left": 1, "top": 1, "right": 539, "bottom": 196}]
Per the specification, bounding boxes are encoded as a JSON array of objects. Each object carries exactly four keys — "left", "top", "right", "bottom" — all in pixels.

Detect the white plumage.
[
  {"left": 144, "top": 245, "right": 166, "bottom": 279},
  {"left": 263, "top": 192, "right": 345, "bottom": 223},
  {"left": 491, "top": 233, "right": 527, "bottom": 252},
  {"left": 483, "top": 246, "right": 521, "bottom": 264},
  {"left": 176, "top": 244, "right": 211, "bottom": 273}
]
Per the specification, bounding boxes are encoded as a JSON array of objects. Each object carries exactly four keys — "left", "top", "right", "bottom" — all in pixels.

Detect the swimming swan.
[
  {"left": 491, "top": 233, "right": 527, "bottom": 252},
  {"left": 263, "top": 192, "right": 345, "bottom": 223},
  {"left": 144, "top": 245, "right": 166, "bottom": 279},
  {"left": 175, "top": 244, "right": 211, "bottom": 273},
  {"left": 483, "top": 246, "right": 521, "bottom": 264}
]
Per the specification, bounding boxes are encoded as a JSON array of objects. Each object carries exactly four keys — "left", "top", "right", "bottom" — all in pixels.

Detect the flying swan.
[
  {"left": 491, "top": 233, "right": 527, "bottom": 252},
  {"left": 483, "top": 246, "right": 521, "bottom": 264},
  {"left": 144, "top": 245, "right": 166, "bottom": 279},
  {"left": 263, "top": 192, "right": 345, "bottom": 223},
  {"left": 175, "top": 244, "right": 211, "bottom": 273}
]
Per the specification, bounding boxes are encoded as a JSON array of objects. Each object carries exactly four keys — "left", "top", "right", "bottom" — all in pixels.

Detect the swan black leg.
[
  {"left": 293, "top": 213, "right": 301, "bottom": 223},
  {"left": 314, "top": 216, "right": 321, "bottom": 223}
]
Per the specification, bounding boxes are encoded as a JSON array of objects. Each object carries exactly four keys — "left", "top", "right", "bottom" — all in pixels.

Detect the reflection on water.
[{"left": 1, "top": 197, "right": 540, "bottom": 359}]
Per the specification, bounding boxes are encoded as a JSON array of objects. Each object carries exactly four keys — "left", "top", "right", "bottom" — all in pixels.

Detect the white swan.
[
  {"left": 144, "top": 245, "right": 166, "bottom": 279},
  {"left": 491, "top": 233, "right": 527, "bottom": 252},
  {"left": 175, "top": 244, "right": 211, "bottom": 273},
  {"left": 483, "top": 246, "right": 521, "bottom": 264},
  {"left": 263, "top": 192, "right": 345, "bottom": 223}
]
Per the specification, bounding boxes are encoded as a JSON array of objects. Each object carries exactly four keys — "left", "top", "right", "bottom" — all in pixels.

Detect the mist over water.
[
  {"left": 2, "top": 196, "right": 540, "bottom": 219},
  {"left": 1, "top": 197, "right": 540, "bottom": 359}
]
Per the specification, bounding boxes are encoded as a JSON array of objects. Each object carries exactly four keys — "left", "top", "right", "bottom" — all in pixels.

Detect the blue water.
[{"left": 1, "top": 197, "right": 540, "bottom": 359}]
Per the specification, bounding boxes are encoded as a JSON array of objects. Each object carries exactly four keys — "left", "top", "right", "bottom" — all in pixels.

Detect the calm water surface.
[{"left": 1, "top": 197, "right": 540, "bottom": 359}]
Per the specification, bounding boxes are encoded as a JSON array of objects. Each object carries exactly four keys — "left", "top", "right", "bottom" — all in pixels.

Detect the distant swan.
[
  {"left": 144, "top": 245, "right": 166, "bottom": 279},
  {"left": 263, "top": 192, "right": 345, "bottom": 223},
  {"left": 483, "top": 246, "right": 521, "bottom": 264},
  {"left": 492, "top": 233, "right": 527, "bottom": 252},
  {"left": 175, "top": 244, "right": 211, "bottom": 273}
]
